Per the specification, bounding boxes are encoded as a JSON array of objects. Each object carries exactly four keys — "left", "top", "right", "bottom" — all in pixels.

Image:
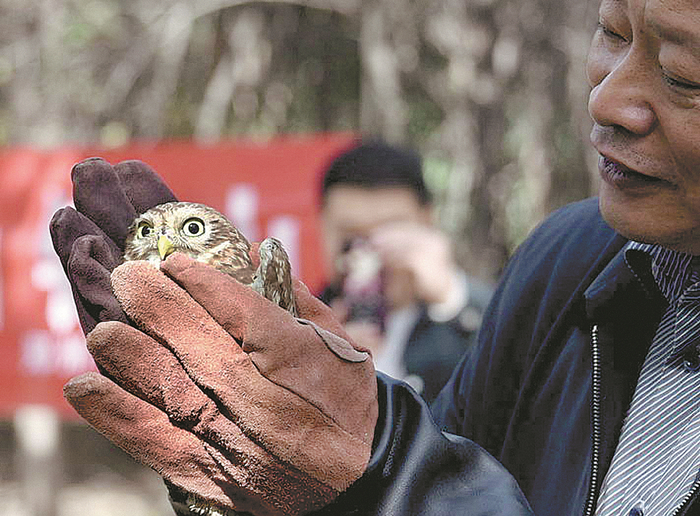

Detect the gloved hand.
[
  {"left": 50, "top": 157, "right": 177, "bottom": 333},
  {"left": 64, "top": 253, "right": 378, "bottom": 516}
]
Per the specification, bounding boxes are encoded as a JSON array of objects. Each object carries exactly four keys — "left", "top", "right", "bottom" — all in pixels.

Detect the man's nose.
[{"left": 587, "top": 52, "right": 657, "bottom": 136}]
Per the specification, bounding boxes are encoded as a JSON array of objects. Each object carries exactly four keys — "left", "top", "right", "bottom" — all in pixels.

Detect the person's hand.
[
  {"left": 370, "top": 222, "right": 460, "bottom": 306},
  {"left": 64, "top": 253, "right": 378, "bottom": 516},
  {"left": 50, "top": 158, "right": 177, "bottom": 333}
]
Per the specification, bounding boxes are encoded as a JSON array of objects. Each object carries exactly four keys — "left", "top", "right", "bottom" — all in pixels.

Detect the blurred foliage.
[{"left": 0, "top": 0, "right": 601, "bottom": 279}]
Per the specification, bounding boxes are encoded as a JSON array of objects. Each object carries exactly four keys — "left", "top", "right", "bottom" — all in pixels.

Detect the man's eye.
[
  {"left": 597, "top": 20, "right": 628, "bottom": 43},
  {"left": 662, "top": 70, "right": 700, "bottom": 92}
]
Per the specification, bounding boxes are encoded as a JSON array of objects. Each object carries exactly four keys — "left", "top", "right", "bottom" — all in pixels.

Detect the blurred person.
[
  {"left": 49, "top": 0, "right": 700, "bottom": 514},
  {"left": 318, "top": 141, "right": 493, "bottom": 402}
]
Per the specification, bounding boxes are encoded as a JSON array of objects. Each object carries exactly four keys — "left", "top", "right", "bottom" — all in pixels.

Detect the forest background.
[
  {"left": 0, "top": 0, "right": 601, "bottom": 281},
  {"left": 0, "top": 1, "right": 604, "bottom": 514}
]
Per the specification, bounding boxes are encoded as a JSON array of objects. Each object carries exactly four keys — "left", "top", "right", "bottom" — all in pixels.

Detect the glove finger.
[
  {"left": 160, "top": 253, "right": 293, "bottom": 347},
  {"left": 293, "top": 280, "right": 353, "bottom": 341},
  {"left": 88, "top": 321, "right": 242, "bottom": 431},
  {"left": 160, "top": 253, "right": 371, "bottom": 364},
  {"left": 71, "top": 157, "right": 137, "bottom": 249},
  {"left": 113, "top": 160, "right": 178, "bottom": 214},
  {"left": 68, "top": 234, "right": 127, "bottom": 332},
  {"left": 63, "top": 372, "right": 237, "bottom": 509},
  {"left": 50, "top": 207, "right": 120, "bottom": 273},
  {"left": 110, "top": 260, "right": 370, "bottom": 491},
  {"left": 50, "top": 208, "right": 121, "bottom": 333},
  {"left": 87, "top": 321, "right": 338, "bottom": 515}
]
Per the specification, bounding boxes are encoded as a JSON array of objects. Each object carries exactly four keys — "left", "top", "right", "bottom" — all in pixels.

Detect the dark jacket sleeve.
[
  {"left": 167, "top": 372, "right": 533, "bottom": 516},
  {"left": 316, "top": 373, "right": 533, "bottom": 515}
]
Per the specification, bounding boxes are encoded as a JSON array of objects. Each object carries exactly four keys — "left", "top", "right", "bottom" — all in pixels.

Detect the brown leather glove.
[
  {"left": 49, "top": 158, "right": 177, "bottom": 333},
  {"left": 64, "top": 253, "right": 378, "bottom": 516}
]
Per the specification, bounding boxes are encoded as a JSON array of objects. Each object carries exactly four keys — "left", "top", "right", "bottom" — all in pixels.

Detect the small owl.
[{"left": 123, "top": 200, "right": 297, "bottom": 315}]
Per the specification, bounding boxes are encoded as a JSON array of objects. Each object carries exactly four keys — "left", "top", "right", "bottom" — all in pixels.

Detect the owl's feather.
[{"left": 252, "top": 237, "right": 297, "bottom": 316}]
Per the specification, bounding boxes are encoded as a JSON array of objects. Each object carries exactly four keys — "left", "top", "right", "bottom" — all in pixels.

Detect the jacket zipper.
[
  {"left": 584, "top": 324, "right": 602, "bottom": 516},
  {"left": 671, "top": 475, "right": 700, "bottom": 516},
  {"left": 586, "top": 325, "right": 699, "bottom": 516}
]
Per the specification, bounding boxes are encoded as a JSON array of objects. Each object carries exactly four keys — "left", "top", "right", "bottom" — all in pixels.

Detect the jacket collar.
[
  {"left": 584, "top": 246, "right": 700, "bottom": 362},
  {"left": 581, "top": 245, "right": 665, "bottom": 382},
  {"left": 582, "top": 244, "right": 700, "bottom": 363},
  {"left": 584, "top": 245, "right": 665, "bottom": 323}
]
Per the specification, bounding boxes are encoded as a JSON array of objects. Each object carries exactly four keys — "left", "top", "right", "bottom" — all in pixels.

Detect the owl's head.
[{"left": 123, "top": 201, "right": 250, "bottom": 268}]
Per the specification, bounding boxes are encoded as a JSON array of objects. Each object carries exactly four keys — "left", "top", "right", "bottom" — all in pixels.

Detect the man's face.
[
  {"left": 588, "top": 0, "right": 700, "bottom": 253},
  {"left": 321, "top": 185, "right": 430, "bottom": 305}
]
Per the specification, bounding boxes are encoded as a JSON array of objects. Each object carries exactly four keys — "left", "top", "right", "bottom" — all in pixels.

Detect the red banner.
[{"left": 0, "top": 134, "right": 356, "bottom": 417}]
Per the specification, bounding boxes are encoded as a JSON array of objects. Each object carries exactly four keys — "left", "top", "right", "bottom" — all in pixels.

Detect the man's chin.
[
  {"left": 599, "top": 193, "right": 643, "bottom": 241},
  {"left": 598, "top": 194, "right": 700, "bottom": 255}
]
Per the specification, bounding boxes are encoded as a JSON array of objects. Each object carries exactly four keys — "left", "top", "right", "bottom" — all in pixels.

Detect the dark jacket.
[
  {"left": 318, "top": 373, "right": 534, "bottom": 515},
  {"left": 325, "top": 197, "right": 700, "bottom": 515},
  {"left": 431, "top": 197, "right": 699, "bottom": 515}
]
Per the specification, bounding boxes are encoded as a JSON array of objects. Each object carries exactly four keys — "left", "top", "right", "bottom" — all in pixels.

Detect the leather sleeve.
[
  {"left": 315, "top": 373, "right": 533, "bottom": 515},
  {"left": 165, "top": 372, "right": 531, "bottom": 516}
]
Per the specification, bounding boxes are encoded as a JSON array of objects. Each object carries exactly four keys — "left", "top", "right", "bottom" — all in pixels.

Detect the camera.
[{"left": 337, "top": 238, "right": 386, "bottom": 331}]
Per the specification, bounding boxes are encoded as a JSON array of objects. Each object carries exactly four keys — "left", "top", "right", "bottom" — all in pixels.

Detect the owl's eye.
[
  {"left": 182, "top": 217, "right": 205, "bottom": 237},
  {"left": 137, "top": 222, "right": 153, "bottom": 238}
]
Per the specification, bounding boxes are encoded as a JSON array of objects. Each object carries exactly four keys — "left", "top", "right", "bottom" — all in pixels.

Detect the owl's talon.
[{"left": 187, "top": 496, "right": 228, "bottom": 516}]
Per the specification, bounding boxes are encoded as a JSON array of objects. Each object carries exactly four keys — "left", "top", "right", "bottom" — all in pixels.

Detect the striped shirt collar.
[
  {"left": 625, "top": 241, "right": 699, "bottom": 305},
  {"left": 625, "top": 241, "right": 700, "bottom": 361}
]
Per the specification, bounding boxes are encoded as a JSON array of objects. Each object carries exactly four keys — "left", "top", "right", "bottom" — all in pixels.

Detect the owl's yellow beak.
[{"left": 157, "top": 235, "right": 175, "bottom": 260}]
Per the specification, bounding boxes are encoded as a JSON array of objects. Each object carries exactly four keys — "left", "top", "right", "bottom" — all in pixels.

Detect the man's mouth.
[{"left": 599, "top": 156, "right": 664, "bottom": 186}]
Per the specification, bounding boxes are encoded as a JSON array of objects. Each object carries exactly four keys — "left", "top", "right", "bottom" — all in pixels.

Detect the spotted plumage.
[
  {"left": 252, "top": 237, "right": 296, "bottom": 315},
  {"left": 123, "top": 201, "right": 297, "bottom": 315}
]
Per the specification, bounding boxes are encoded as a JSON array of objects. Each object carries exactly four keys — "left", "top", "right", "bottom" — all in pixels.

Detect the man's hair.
[{"left": 320, "top": 140, "right": 431, "bottom": 206}]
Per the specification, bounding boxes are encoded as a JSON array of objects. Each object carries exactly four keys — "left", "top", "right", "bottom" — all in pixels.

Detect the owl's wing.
[{"left": 251, "top": 237, "right": 297, "bottom": 316}]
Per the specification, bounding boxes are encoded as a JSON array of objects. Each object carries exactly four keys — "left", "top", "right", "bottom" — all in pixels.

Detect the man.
[
  {"left": 318, "top": 141, "right": 493, "bottom": 402},
  {"left": 50, "top": 0, "right": 700, "bottom": 514},
  {"left": 434, "top": 0, "right": 700, "bottom": 513}
]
